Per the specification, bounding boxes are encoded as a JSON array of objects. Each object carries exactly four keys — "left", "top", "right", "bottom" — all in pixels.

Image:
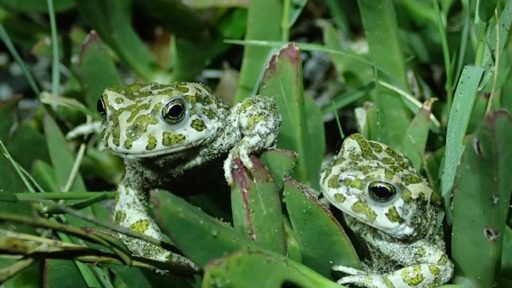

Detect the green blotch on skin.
[
  {"left": 112, "top": 124, "right": 121, "bottom": 146},
  {"left": 384, "top": 169, "right": 394, "bottom": 180},
  {"left": 401, "top": 265, "right": 424, "bottom": 286},
  {"left": 351, "top": 201, "right": 377, "bottom": 222},
  {"left": 344, "top": 178, "right": 362, "bottom": 189},
  {"left": 203, "top": 108, "right": 217, "bottom": 120},
  {"left": 371, "top": 142, "right": 383, "bottom": 153},
  {"left": 352, "top": 135, "right": 376, "bottom": 160},
  {"left": 124, "top": 138, "right": 133, "bottom": 149},
  {"left": 381, "top": 157, "right": 394, "bottom": 165},
  {"left": 385, "top": 146, "right": 400, "bottom": 160},
  {"left": 403, "top": 174, "right": 423, "bottom": 185},
  {"left": 247, "top": 114, "right": 265, "bottom": 130},
  {"left": 328, "top": 174, "right": 340, "bottom": 188},
  {"left": 130, "top": 219, "right": 150, "bottom": 233},
  {"left": 390, "top": 165, "right": 402, "bottom": 173},
  {"left": 125, "top": 115, "right": 159, "bottom": 146},
  {"left": 402, "top": 188, "right": 414, "bottom": 202},
  {"left": 359, "top": 165, "right": 371, "bottom": 175},
  {"left": 334, "top": 193, "right": 346, "bottom": 203},
  {"left": 174, "top": 83, "right": 191, "bottom": 93},
  {"left": 191, "top": 118, "right": 206, "bottom": 132},
  {"left": 162, "top": 132, "right": 186, "bottom": 146},
  {"left": 114, "top": 211, "right": 126, "bottom": 224},
  {"left": 385, "top": 206, "right": 402, "bottom": 223},
  {"left": 415, "top": 247, "right": 427, "bottom": 258},
  {"left": 127, "top": 103, "right": 151, "bottom": 122},
  {"left": 429, "top": 265, "right": 441, "bottom": 276},
  {"left": 186, "top": 94, "right": 197, "bottom": 105},
  {"left": 438, "top": 254, "right": 449, "bottom": 265},
  {"left": 240, "top": 98, "right": 255, "bottom": 112},
  {"left": 146, "top": 135, "right": 157, "bottom": 150}
]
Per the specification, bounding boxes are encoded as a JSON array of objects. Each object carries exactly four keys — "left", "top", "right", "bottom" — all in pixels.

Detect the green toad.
[{"left": 320, "top": 133, "right": 453, "bottom": 288}]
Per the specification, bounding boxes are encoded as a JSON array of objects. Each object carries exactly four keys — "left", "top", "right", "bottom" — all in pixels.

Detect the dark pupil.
[
  {"left": 369, "top": 183, "right": 395, "bottom": 201},
  {"left": 168, "top": 103, "right": 184, "bottom": 119},
  {"left": 97, "top": 98, "right": 105, "bottom": 116}
]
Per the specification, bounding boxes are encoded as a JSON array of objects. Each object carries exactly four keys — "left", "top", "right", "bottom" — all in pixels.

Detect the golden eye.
[
  {"left": 368, "top": 181, "right": 396, "bottom": 202},
  {"left": 97, "top": 97, "right": 106, "bottom": 118},
  {"left": 162, "top": 97, "right": 187, "bottom": 124}
]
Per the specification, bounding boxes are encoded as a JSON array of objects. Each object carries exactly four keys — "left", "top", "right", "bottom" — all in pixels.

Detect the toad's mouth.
[{"left": 105, "top": 137, "right": 208, "bottom": 159}]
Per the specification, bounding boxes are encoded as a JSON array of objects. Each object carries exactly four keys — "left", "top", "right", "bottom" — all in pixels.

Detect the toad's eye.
[
  {"left": 368, "top": 181, "right": 396, "bottom": 203},
  {"left": 97, "top": 98, "right": 106, "bottom": 118},
  {"left": 162, "top": 97, "right": 187, "bottom": 124}
]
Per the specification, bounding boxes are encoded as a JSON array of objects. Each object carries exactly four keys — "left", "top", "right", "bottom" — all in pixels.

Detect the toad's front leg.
[
  {"left": 223, "top": 95, "right": 281, "bottom": 183},
  {"left": 335, "top": 239, "right": 453, "bottom": 288},
  {"left": 113, "top": 184, "right": 171, "bottom": 262}
]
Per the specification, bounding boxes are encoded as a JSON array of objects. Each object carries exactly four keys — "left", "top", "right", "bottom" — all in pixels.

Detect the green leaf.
[
  {"left": 230, "top": 156, "right": 286, "bottom": 254},
  {"left": 78, "top": 31, "right": 121, "bottom": 110},
  {"left": 440, "top": 66, "right": 485, "bottom": 211},
  {"left": 2, "top": 261, "right": 41, "bottom": 288},
  {"left": 7, "top": 122, "right": 50, "bottom": 170},
  {"left": 357, "top": 0, "right": 411, "bottom": 145},
  {"left": 44, "top": 260, "right": 88, "bottom": 288},
  {"left": 478, "top": 0, "right": 498, "bottom": 22},
  {"left": 284, "top": 178, "right": 360, "bottom": 277},
  {"left": 480, "top": 0, "right": 512, "bottom": 88},
  {"left": 357, "top": 0, "right": 409, "bottom": 84},
  {"left": 202, "top": 250, "right": 341, "bottom": 288},
  {"left": 260, "top": 148, "right": 297, "bottom": 189},
  {"left": 110, "top": 266, "right": 192, "bottom": 288},
  {"left": 151, "top": 189, "right": 257, "bottom": 268},
  {"left": 0, "top": 96, "right": 19, "bottom": 142},
  {"left": 74, "top": 0, "right": 162, "bottom": 80},
  {"left": 170, "top": 9, "right": 246, "bottom": 81},
  {"left": 235, "top": 0, "right": 283, "bottom": 100},
  {"left": 0, "top": 0, "right": 73, "bottom": 12},
  {"left": 44, "top": 114, "right": 86, "bottom": 192},
  {"left": 260, "top": 44, "right": 324, "bottom": 189},
  {"left": 31, "top": 160, "right": 59, "bottom": 192},
  {"left": 451, "top": 110, "right": 512, "bottom": 287},
  {"left": 400, "top": 100, "right": 432, "bottom": 170}
]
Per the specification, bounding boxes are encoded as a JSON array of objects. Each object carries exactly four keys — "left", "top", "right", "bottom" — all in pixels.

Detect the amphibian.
[
  {"left": 98, "top": 81, "right": 280, "bottom": 261},
  {"left": 320, "top": 133, "right": 453, "bottom": 287}
]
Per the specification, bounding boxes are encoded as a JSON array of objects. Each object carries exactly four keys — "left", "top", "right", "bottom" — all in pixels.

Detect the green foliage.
[{"left": 0, "top": 0, "right": 512, "bottom": 287}]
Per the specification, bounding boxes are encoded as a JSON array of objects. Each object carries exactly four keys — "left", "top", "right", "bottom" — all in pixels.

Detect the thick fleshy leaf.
[
  {"left": 230, "top": 156, "right": 286, "bottom": 254},
  {"left": 151, "top": 189, "right": 257, "bottom": 268},
  {"left": 357, "top": 0, "right": 411, "bottom": 145},
  {"left": 110, "top": 266, "right": 193, "bottom": 288},
  {"left": 78, "top": 31, "right": 121, "bottom": 110},
  {"left": 400, "top": 99, "right": 432, "bottom": 170},
  {"left": 235, "top": 0, "right": 283, "bottom": 100},
  {"left": 260, "top": 148, "right": 297, "bottom": 190},
  {"left": 44, "top": 260, "right": 88, "bottom": 288},
  {"left": 74, "top": 0, "right": 162, "bottom": 80},
  {"left": 284, "top": 178, "right": 359, "bottom": 277},
  {"left": 44, "top": 114, "right": 86, "bottom": 192},
  {"left": 451, "top": 110, "right": 512, "bottom": 287},
  {"left": 260, "top": 44, "right": 325, "bottom": 189},
  {"left": 202, "top": 250, "right": 341, "bottom": 288}
]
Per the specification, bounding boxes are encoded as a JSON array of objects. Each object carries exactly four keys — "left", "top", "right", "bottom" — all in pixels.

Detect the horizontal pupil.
[
  {"left": 370, "top": 184, "right": 394, "bottom": 199},
  {"left": 168, "top": 104, "right": 183, "bottom": 118}
]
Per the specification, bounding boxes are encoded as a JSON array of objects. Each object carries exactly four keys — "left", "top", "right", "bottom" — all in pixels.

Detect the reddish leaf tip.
[{"left": 79, "top": 30, "right": 101, "bottom": 61}]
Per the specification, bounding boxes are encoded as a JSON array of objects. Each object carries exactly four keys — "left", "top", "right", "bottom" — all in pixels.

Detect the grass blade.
[{"left": 440, "top": 65, "right": 484, "bottom": 219}]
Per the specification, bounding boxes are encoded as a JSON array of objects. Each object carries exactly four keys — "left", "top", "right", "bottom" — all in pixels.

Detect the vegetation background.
[{"left": 0, "top": 0, "right": 511, "bottom": 287}]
